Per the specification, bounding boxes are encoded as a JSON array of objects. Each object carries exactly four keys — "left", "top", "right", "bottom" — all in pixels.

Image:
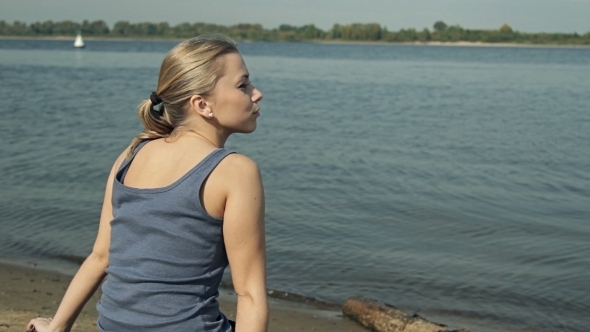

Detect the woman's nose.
[{"left": 252, "top": 86, "right": 263, "bottom": 102}]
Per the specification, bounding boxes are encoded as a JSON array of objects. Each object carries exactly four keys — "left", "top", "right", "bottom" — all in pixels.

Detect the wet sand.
[{"left": 0, "top": 263, "right": 366, "bottom": 332}]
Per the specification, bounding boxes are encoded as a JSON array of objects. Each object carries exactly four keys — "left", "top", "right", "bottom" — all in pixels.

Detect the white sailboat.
[{"left": 74, "top": 33, "right": 85, "bottom": 48}]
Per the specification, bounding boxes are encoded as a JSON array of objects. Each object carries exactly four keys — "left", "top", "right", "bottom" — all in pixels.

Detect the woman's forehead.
[{"left": 222, "top": 53, "right": 248, "bottom": 77}]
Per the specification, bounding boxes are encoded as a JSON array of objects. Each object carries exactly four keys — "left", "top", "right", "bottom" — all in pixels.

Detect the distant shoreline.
[
  {"left": 3, "top": 20, "right": 588, "bottom": 48},
  {"left": 2, "top": 35, "right": 590, "bottom": 49},
  {"left": 313, "top": 39, "right": 590, "bottom": 48}
]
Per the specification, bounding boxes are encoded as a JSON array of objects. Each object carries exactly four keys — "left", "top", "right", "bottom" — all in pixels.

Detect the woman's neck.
[{"left": 178, "top": 128, "right": 228, "bottom": 149}]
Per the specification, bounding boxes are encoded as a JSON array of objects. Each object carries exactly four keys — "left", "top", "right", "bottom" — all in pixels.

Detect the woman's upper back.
[
  {"left": 97, "top": 138, "right": 235, "bottom": 331},
  {"left": 122, "top": 136, "right": 231, "bottom": 218},
  {"left": 123, "top": 137, "right": 216, "bottom": 189}
]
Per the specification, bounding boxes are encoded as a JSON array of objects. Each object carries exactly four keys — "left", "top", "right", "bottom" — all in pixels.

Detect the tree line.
[{"left": 1, "top": 19, "right": 589, "bottom": 45}]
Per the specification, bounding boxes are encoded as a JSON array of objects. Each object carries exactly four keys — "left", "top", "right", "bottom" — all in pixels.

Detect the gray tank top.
[{"left": 97, "top": 140, "right": 234, "bottom": 332}]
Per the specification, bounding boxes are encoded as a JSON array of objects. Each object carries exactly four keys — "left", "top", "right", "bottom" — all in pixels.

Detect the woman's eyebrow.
[{"left": 235, "top": 74, "right": 249, "bottom": 84}]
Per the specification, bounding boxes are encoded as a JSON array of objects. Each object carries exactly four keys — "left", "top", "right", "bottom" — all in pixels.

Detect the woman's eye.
[{"left": 239, "top": 83, "right": 251, "bottom": 89}]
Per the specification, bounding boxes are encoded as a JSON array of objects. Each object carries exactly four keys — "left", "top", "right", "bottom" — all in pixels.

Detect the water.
[{"left": 1, "top": 39, "right": 589, "bottom": 332}]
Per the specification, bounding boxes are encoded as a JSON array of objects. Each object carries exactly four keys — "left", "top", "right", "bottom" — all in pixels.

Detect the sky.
[{"left": 3, "top": 0, "right": 590, "bottom": 33}]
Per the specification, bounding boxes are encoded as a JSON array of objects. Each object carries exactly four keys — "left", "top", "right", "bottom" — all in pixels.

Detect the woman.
[{"left": 28, "top": 34, "right": 268, "bottom": 332}]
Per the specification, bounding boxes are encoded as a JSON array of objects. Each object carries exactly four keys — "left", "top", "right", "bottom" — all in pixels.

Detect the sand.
[{"left": 0, "top": 263, "right": 367, "bottom": 332}]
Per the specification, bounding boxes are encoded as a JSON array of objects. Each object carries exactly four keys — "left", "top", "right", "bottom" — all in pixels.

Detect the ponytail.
[{"left": 127, "top": 99, "right": 174, "bottom": 158}]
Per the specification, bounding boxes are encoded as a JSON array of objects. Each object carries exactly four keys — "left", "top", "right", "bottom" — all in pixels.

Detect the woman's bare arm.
[
  {"left": 28, "top": 151, "right": 127, "bottom": 332},
  {"left": 221, "top": 154, "right": 268, "bottom": 332}
]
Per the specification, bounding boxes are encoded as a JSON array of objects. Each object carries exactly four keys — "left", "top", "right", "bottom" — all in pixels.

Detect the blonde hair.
[{"left": 128, "top": 34, "right": 239, "bottom": 156}]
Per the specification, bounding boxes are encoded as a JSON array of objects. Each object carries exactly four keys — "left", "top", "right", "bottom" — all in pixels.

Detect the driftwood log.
[{"left": 342, "top": 297, "right": 470, "bottom": 332}]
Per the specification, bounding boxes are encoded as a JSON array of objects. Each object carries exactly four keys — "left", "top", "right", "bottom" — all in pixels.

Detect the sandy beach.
[{"left": 0, "top": 263, "right": 367, "bottom": 332}]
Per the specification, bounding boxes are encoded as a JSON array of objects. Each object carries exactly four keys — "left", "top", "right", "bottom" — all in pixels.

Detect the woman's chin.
[
  {"left": 244, "top": 123, "right": 257, "bottom": 133},
  {"left": 233, "top": 122, "right": 257, "bottom": 134}
]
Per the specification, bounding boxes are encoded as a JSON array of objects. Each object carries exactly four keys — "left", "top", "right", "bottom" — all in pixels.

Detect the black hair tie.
[{"left": 149, "top": 91, "right": 164, "bottom": 118}]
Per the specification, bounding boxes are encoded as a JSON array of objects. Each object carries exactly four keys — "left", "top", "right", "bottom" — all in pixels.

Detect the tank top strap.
[
  {"left": 180, "top": 148, "right": 235, "bottom": 190},
  {"left": 116, "top": 140, "right": 152, "bottom": 179}
]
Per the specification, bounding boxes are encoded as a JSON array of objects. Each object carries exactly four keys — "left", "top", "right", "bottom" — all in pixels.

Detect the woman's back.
[
  {"left": 123, "top": 138, "right": 217, "bottom": 190},
  {"left": 97, "top": 139, "right": 234, "bottom": 331}
]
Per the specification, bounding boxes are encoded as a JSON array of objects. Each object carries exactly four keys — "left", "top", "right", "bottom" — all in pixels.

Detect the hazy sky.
[{"left": 3, "top": 0, "right": 590, "bottom": 33}]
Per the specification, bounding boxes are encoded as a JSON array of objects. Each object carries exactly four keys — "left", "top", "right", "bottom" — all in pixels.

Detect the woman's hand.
[{"left": 27, "top": 317, "right": 62, "bottom": 332}]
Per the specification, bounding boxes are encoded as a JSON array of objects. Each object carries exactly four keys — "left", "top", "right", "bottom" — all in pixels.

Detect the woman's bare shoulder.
[
  {"left": 222, "top": 153, "right": 259, "bottom": 169},
  {"left": 216, "top": 153, "right": 262, "bottom": 184}
]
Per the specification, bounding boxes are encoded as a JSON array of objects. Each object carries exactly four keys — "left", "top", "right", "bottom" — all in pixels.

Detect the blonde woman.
[{"left": 28, "top": 34, "right": 267, "bottom": 332}]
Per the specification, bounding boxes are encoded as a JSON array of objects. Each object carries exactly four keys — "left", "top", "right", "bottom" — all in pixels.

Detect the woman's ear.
[{"left": 189, "top": 95, "right": 214, "bottom": 119}]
